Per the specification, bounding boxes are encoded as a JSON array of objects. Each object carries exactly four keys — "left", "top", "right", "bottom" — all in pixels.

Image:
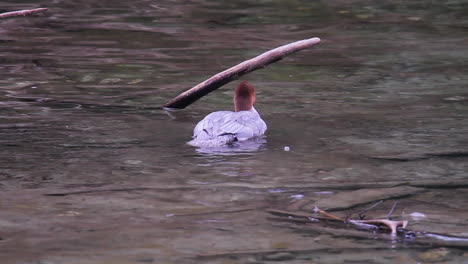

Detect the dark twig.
[
  {"left": 355, "top": 200, "right": 383, "bottom": 220},
  {"left": 0, "top": 8, "right": 48, "bottom": 19},
  {"left": 386, "top": 201, "right": 399, "bottom": 219}
]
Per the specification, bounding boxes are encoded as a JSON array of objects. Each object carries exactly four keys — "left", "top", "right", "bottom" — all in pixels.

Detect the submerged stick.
[
  {"left": 0, "top": 8, "right": 48, "bottom": 19},
  {"left": 349, "top": 219, "right": 408, "bottom": 235},
  {"left": 163, "top": 37, "right": 321, "bottom": 109},
  {"left": 313, "top": 205, "right": 344, "bottom": 221}
]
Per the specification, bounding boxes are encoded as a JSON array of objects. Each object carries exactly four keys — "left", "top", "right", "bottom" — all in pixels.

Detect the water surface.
[{"left": 1, "top": 0, "right": 467, "bottom": 263}]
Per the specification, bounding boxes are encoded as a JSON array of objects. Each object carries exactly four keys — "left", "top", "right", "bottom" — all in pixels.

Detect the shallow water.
[{"left": 1, "top": 0, "right": 468, "bottom": 263}]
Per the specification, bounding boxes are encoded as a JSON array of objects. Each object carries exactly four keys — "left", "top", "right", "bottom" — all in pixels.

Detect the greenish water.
[{"left": 1, "top": 1, "right": 467, "bottom": 263}]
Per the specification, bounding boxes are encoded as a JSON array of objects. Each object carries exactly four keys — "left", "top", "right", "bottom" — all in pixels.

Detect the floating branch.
[
  {"left": 270, "top": 215, "right": 468, "bottom": 249},
  {"left": 163, "top": 37, "right": 321, "bottom": 109},
  {"left": 0, "top": 8, "right": 48, "bottom": 19}
]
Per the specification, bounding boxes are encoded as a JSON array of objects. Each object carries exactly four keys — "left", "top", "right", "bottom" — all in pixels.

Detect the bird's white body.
[{"left": 188, "top": 107, "right": 267, "bottom": 148}]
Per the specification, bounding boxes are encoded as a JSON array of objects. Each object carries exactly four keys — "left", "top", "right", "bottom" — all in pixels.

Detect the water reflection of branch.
[
  {"left": 369, "top": 150, "right": 468, "bottom": 161},
  {"left": 163, "top": 37, "right": 321, "bottom": 109},
  {"left": 196, "top": 245, "right": 391, "bottom": 261},
  {"left": 0, "top": 8, "right": 48, "bottom": 19},
  {"left": 45, "top": 179, "right": 467, "bottom": 196}
]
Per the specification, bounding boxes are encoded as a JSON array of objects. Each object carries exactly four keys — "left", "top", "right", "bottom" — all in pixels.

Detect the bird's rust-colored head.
[{"left": 234, "top": 81, "right": 256, "bottom": 112}]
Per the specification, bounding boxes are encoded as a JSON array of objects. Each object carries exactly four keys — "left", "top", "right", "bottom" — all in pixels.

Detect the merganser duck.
[{"left": 188, "top": 81, "right": 267, "bottom": 148}]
